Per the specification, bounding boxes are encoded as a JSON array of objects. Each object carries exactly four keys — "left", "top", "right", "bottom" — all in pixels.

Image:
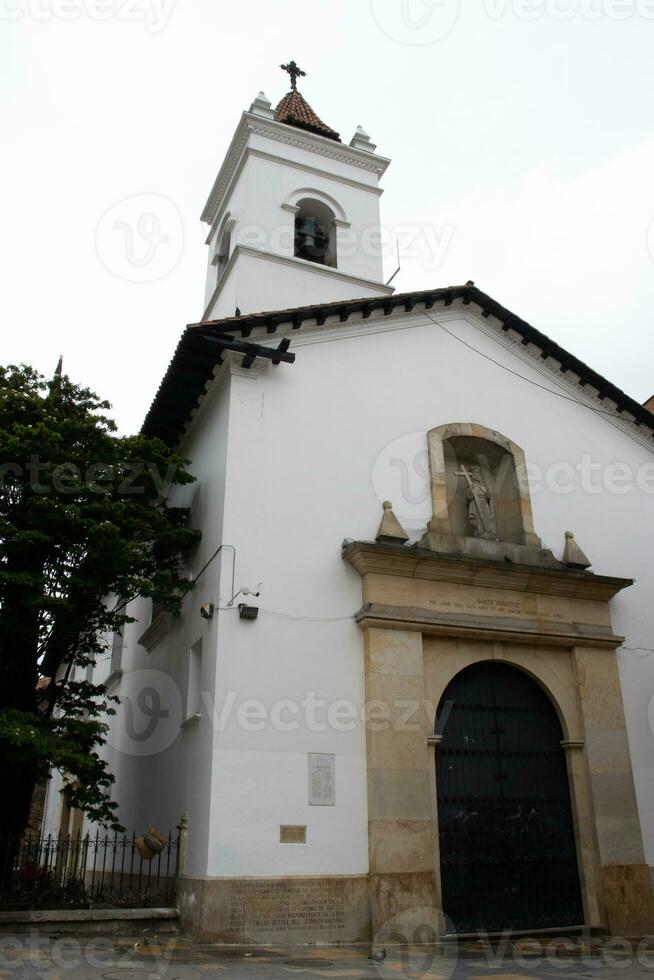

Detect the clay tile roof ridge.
[{"left": 274, "top": 89, "right": 341, "bottom": 142}]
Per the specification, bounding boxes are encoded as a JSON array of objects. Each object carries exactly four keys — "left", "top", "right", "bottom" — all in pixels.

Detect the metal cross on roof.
[{"left": 280, "top": 60, "right": 306, "bottom": 91}]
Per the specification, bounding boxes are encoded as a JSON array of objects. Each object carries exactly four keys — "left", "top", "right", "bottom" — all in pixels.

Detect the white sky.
[{"left": 2, "top": 0, "right": 654, "bottom": 434}]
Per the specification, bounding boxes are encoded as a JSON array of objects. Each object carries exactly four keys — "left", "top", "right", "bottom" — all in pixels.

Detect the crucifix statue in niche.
[{"left": 456, "top": 465, "right": 498, "bottom": 539}]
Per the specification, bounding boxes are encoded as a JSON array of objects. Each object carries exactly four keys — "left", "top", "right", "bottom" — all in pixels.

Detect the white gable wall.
[{"left": 202, "top": 302, "right": 654, "bottom": 876}]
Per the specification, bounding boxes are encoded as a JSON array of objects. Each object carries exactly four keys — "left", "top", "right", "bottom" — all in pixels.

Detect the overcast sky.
[{"left": 2, "top": 0, "right": 653, "bottom": 433}]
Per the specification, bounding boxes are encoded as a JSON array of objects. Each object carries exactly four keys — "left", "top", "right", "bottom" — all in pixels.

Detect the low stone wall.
[{"left": 0, "top": 908, "right": 179, "bottom": 936}]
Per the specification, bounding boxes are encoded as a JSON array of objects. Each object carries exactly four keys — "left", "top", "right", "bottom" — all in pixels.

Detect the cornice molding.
[
  {"left": 342, "top": 541, "right": 633, "bottom": 603},
  {"left": 201, "top": 245, "right": 393, "bottom": 321},
  {"left": 252, "top": 148, "right": 384, "bottom": 196},
  {"left": 201, "top": 113, "right": 390, "bottom": 226},
  {"left": 561, "top": 739, "right": 585, "bottom": 750},
  {"left": 248, "top": 121, "right": 389, "bottom": 174},
  {"left": 355, "top": 602, "right": 624, "bottom": 649},
  {"left": 138, "top": 611, "right": 172, "bottom": 652}
]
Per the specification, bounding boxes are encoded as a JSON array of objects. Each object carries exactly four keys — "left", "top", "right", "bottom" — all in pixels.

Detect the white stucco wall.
[
  {"left": 100, "top": 301, "right": 654, "bottom": 882},
  {"left": 79, "top": 376, "right": 234, "bottom": 874},
  {"left": 201, "top": 305, "right": 654, "bottom": 876}
]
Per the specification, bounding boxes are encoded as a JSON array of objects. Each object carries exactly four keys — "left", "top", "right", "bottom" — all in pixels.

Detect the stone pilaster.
[
  {"left": 573, "top": 645, "right": 654, "bottom": 935},
  {"left": 561, "top": 739, "right": 605, "bottom": 929},
  {"left": 364, "top": 627, "right": 440, "bottom": 938}
]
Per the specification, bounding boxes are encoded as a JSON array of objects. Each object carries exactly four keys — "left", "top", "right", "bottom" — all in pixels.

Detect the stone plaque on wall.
[
  {"left": 280, "top": 825, "right": 306, "bottom": 844},
  {"left": 308, "top": 753, "right": 335, "bottom": 806}
]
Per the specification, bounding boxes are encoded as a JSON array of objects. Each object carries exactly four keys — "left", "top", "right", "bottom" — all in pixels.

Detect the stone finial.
[
  {"left": 376, "top": 501, "right": 409, "bottom": 545},
  {"left": 563, "top": 531, "right": 592, "bottom": 570},
  {"left": 249, "top": 91, "right": 274, "bottom": 119},
  {"left": 349, "top": 125, "right": 377, "bottom": 153}
]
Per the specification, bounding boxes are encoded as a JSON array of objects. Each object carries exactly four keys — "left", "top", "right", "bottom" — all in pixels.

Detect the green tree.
[{"left": 0, "top": 364, "right": 200, "bottom": 839}]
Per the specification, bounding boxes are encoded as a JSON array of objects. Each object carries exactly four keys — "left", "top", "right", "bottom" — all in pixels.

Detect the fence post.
[{"left": 176, "top": 812, "right": 188, "bottom": 878}]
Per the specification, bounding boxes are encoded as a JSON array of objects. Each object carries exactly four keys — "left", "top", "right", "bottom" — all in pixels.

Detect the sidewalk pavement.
[{"left": 1, "top": 931, "right": 653, "bottom": 979}]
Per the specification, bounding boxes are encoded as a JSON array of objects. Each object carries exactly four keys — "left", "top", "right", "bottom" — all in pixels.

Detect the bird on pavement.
[{"left": 368, "top": 948, "right": 387, "bottom": 962}]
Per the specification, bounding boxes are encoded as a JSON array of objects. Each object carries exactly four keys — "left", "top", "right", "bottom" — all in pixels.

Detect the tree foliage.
[{"left": 0, "top": 364, "right": 200, "bottom": 835}]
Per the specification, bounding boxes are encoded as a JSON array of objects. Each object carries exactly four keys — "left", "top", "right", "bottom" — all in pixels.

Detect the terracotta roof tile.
[{"left": 274, "top": 90, "right": 341, "bottom": 142}]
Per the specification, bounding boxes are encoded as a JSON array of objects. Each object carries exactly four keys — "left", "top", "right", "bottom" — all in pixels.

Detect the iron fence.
[{"left": 0, "top": 831, "right": 179, "bottom": 909}]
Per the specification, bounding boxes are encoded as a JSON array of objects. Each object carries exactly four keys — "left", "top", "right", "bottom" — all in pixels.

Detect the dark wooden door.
[{"left": 436, "top": 661, "right": 584, "bottom": 933}]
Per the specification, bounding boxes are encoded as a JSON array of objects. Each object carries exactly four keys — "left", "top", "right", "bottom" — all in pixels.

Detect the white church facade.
[{"left": 43, "top": 65, "right": 654, "bottom": 943}]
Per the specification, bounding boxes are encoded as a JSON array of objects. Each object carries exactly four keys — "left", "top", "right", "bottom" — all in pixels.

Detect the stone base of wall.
[
  {"left": 177, "top": 874, "right": 370, "bottom": 944},
  {"left": 602, "top": 865, "right": 654, "bottom": 937},
  {"left": 368, "top": 871, "right": 442, "bottom": 939},
  {"left": 177, "top": 867, "right": 654, "bottom": 943}
]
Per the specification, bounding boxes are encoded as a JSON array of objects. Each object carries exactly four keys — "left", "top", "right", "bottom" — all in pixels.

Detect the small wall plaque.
[
  {"left": 308, "top": 753, "right": 335, "bottom": 806},
  {"left": 280, "top": 825, "right": 307, "bottom": 844}
]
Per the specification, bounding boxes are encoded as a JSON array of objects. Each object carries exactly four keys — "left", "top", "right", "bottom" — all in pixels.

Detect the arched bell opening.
[{"left": 294, "top": 198, "right": 337, "bottom": 268}]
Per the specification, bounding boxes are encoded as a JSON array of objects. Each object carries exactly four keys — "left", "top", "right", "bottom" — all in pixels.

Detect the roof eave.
[{"left": 143, "top": 283, "right": 654, "bottom": 447}]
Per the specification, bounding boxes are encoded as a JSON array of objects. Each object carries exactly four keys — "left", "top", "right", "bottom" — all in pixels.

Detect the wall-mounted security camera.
[
  {"left": 200, "top": 603, "right": 214, "bottom": 620},
  {"left": 229, "top": 583, "right": 263, "bottom": 607},
  {"left": 238, "top": 604, "right": 259, "bottom": 621}
]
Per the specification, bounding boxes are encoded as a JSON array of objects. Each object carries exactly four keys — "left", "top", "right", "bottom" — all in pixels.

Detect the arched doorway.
[{"left": 436, "top": 661, "right": 584, "bottom": 933}]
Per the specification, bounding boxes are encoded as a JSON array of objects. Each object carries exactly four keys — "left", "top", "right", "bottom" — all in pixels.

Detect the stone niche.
[{"left": 421, "top": 422, "right": 556, "bottom": 567}]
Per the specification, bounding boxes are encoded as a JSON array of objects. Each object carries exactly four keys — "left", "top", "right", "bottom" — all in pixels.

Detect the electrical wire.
[
  {"left": 215, "top": 604, "right": 355, "bottom": 622},
  {"left": 421, "top": 310, "right": 635, "bottom": 423},
  {"left": 259, "top": 607, "right": 356, "bottom": 623}
]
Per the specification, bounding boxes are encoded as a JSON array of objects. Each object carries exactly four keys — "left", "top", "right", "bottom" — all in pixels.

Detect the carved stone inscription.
[
  {"left": 427, "top": 593, "right": 565, "bottom": 622},
  {"left": 229, "top": 879, "right": 346, "bottom": 935},
  {"left": 308, "top": 753, "right": 335, "bottom": 806}
]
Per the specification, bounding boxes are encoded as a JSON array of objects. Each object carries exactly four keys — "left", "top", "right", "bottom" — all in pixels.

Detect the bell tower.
[{"left": 200, "top": 63, "right": 394, "bottom": 319}]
